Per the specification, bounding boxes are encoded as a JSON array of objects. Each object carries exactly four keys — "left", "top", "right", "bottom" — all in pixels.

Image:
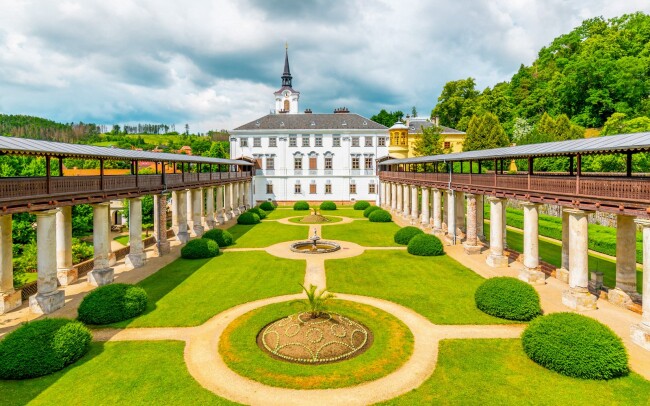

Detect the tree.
[
  {"left": 370, "top": 109, "right": 404, "bottom": 127},
  {"left": 463, "top": 113, "right": 509, "bottom": 151},
  {"left": 411, "top": 106, "right": 418, "bottom": 117},
  {"left": 431, "top": 78, "right": 479, "bottom": 128},
  {"left": 602, "top": 112, "right": 650, "bottom": 135},
  {"left": 412, "top": 124, "right": 443, "bottom": 156},
  {"left": 512, "top": 117, "right": 533, "bottom": 144}
]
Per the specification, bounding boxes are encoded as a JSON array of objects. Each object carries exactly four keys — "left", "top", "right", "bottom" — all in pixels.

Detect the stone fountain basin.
[{"left": 290, "top": 241, "right": 341, "bottom": 254}]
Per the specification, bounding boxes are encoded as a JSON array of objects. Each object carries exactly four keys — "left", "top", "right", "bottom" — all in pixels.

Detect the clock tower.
[{"left": 274, "top": 44, "right": 300, "bottom": 114}]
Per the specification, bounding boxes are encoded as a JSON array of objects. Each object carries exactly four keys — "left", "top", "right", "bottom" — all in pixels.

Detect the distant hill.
[{"left": 0, "top": 114, "right": 100, "bottom": 143}]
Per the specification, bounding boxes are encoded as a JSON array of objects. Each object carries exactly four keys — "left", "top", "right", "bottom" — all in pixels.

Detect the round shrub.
[
  {"left": 78, "top": 283, "right": 148, "bottom": 325},
  {"left": 0, "top": 318, "right": 91, "bottom": 379},
  {"left": 293, "top": 201, "right": 310, "bottom": 210},
  {"left": 368, "top": 209, "right": 392, "bottom": 223},
  {"left": 259, "top": 201, "right": 275, "bottom": 211},
  {"left": 363, "top": 205, "right": 381, "bottom": 218},
  {"left": 407, "top": 234, "right": 444, "bottom": 256},
  {"left": 522, "top": 313, "right": 629, "bottom": 380},
  {"left": 203, "top": 228, "right": 234, "bottom": 247},
  {"left": 320, "top": 201, "right": 337, "bottom": 211},
  {"left": 474, "top": 277, "right": 542, "bottom": 321},
  {"left": 353, "top": 200, "right": 371, "bottom": 210},
  {"left": 394, "top": 226, "right": 424, "bottom": 245},
  {"left": 248, "top": 207, "right": 268, "bottom": 219},
  {"left": 181, "top": 238, "right": 220, "bottom": 259},
  {"left": 237, "top": 211, "right": 261, "bottom": 225}
]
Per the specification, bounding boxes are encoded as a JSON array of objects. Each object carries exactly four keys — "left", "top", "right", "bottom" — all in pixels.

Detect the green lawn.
[
  {"left": 321, "top": 221, "right": 401, "bottom": 246},
  {"left": 265, "top": 207, "right": 367, "bottom": 219},
  {"left": 287, "top": 215, "right": 343, "bottom": 224},
  {"left": 485, "top": 223, "right": 643, "bottom": 293},
  {"left": 382, "top": 339, "right": 650, "bottom": 405},
  {"left": 108, "top": 251, "right": 305, "bottom": 327},
  {"left": 113, "top": 233, "right": 152, "bottom": 246},
  {"left": 227, "top": 222, "right": 309, "bottom": 247},
  {"left": 264, "top": 208, "right": 314, "bottom": 219},
  {"left": 326, "top": 250, "right": 513, "bottom": 325},
  {"left": 0, "top": 341, "right": 235, "bottom": 405}
]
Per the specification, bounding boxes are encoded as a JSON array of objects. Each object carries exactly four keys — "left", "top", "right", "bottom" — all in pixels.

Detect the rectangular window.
[
  {"left": 325, "top": 184, "right": 332, "bottom": 194},
  {"left": 241, "top": 138, "right": 248, "bottom": 147},
  {"left": 269, "top": 137, "right": 277, "bottom": 147},
  {"left": 294, "top": 183, "right": 301, "bottom": 194},
  {"left": 332, "top": 135, "right": 341, "bottom": 147},
  {"left": 325, "top": 157, "right": 332, "bottom": 169},
  {"left": 302, "top": 135, "right": 310, "bottom": 147},
  {"left": 378, "top": 137, "right": 386, "bottom": 147},
  {"left": 351, "top": 136, "right": 360, "bottom": 147},
  {"left": 365, "top": 157, "right": 373, "bottom": 169},
  {"left": 310, "top": 183, "right": 317, "bottom": 194},
  {"left": 254, "top": 138, "right": 261, "bottom": 147},
  {"left": 289, "top": 136, "right": 297, "bottom": 147},
  {"left": 369, "top": 183, "right": 376, "bottom": 194},
  {"left": 266, "top": 157, "right": 275, "bottom": 170},
  {"left": 444, "top": 141, "right": 451, "bottom": 149},
  {"left": 349, "top": 184, "right": 357, "bottom": 194},
  {"left": 365, "top": 137, "right": 373, "bottom": 147},
  {"left": 351, "top": 157, "right": 360, "bottom": 169},
  {"left": 266, "top": 184, "right": 273, "bottom": 194},
  {"left": 294, "top": 157, "right": 302, "bottom": 170},
  {"left": 315, "top": 136, "right": 323, "bottom": 147}
]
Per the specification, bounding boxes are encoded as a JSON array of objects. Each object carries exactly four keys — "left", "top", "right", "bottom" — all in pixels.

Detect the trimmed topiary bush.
[
  {"left": 320, "top": 201, "right": 337, "bottom": 210},
  {"left": 203, "top": 228, "right": 234, "bottom": 247},
  {"left": 78, "top": 283, "right": 148, "bottom": 325},
  {"left": 237, "top": 211, "right": 261, "bottom": 225},
  {"left": 293, "top": 201, "right": 310, "bottom": 210},
  {"left": 181, "top": 238, "right": 220, "bottom": 259},
  {"left": 394, "top": 226, "right": 424, "bottom": 245},
  {"left": 259, "top": 201, "right": 275, "bottom": 211},
  {"left": 353, "top": 200, "right": 371, "bottom": 210},
  {"left": 474, "top": 277, "right": 542, "bottom": 321},
  {"left": 363, "top": 205, "right": 381, "bottom": 218},
  {"left": 248, "top": 207, "right": 268, "bottom": 219},
  {"left": 522, "top": 313, "right": 629, "bottom": 380},
  {"left": 0, "top": 318, "right": 91, "bottom": 379},
  {"left": 407, "top": 234, "right": 444, "bottom": 256},
  {"left": 368, "top": 209, "right": 392, "bottom": 222}
]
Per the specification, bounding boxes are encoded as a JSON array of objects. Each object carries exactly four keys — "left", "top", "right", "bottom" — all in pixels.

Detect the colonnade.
[{"left": 381, "top": 180, "right": 650, "bottom": 350}]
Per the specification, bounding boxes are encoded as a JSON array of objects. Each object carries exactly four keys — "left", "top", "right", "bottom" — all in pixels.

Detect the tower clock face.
[{"left": 284, "top": 91, "right": 290, "bottom": 97}]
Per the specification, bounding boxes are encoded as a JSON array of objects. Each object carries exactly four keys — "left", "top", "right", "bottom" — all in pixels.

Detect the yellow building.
[{"left": 388, "top": 117, "right": 466, "bottom": 158}]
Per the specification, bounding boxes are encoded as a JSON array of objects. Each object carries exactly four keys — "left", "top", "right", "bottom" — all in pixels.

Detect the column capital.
[
  {"left": 563, "top": 208, "right": 594, "bottom": 215},
  {"left": 521, "top": 201, "right": 541, "bottom": 208},
  {"left": 635, "top": 218, "right": 650, "bottom": 227},
  {"left": 487, "top": 196, "right": 506, "bottom": 203},
  {"left": 33, "top": 208, "right": 60, "bottom": 217},
  {"left": 129, "top": 196, "right": 143, "bottom": 202},
  {"left": 465, "top": 193, "right": 476, "bottom": 199},
  {"left": 92, "top": 202, "right": 111, "bottom": 208}
]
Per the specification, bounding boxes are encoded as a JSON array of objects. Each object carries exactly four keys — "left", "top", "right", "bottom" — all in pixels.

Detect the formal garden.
[{"left": 1, "top": 202, "right": 649, "bottom": 405}]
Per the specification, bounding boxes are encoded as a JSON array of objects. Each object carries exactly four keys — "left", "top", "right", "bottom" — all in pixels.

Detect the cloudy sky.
[{"left": 1, "top": 1, "right": 649, "bottom": 132}]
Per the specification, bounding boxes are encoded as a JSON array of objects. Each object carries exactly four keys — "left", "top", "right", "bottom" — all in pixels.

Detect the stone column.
[
  {"left": 231, "top": 183, "right": 240, "bottom": 216},
  {"left": 561, "top": 209, "right": 597, "bottom": 311},
  {"left": 56, "top": 206, "right": 77, "bottom": 286},
  {"left": 192, "top": 188, "right": 205, "bottom": 237},
  {"left": 476, "top": 194, "right": 485, "bottom": 241},
  {"left": 519, "top": 202, "right": 545, "bottom": 284},
  {"left": 555, "top": 209, "right": 570, "bottom": 283},
  {"left": 242, "top": 182, "right": 249, "bottom": 210},
  {"left": 396, "top": 183, "right": 403, "bottom": 213},
  {"left": 0, "top": 215, "right": 21, "bottom": 314},
  {"left": 154, "top": 193, "right": 170, "bottom": 255},
  {"left": 391, "top": 183, "right": 397, "bottom": 211},
  {"left": 89, "top": 203, "right": 114, "bottom": 286},
  {"left": 205, "top": 187, "right": 217, "bottom": 229},
  {"left": 463, "top": 194, "right": 481, "bottom": 255},
  {"left": 410, "top": 185, "right": 419, "bottom": 221},
  {"left": 30, "top": 209, "right": 65, "bottom": 314},
  {"left": 126, "top": 197, "right": 146, "bottom": 268},
  {"left": 445, "top": 190, "right": 457, "bottom": 244},
  {"left": 107, "top": 205, "right": 116, "bottom": 266},
  {"left": 421, "top": 187, "right": 430, "bottom": 226},
  {"left": 442, "top": 192, "right": 448, "bottom": 233},
  {"left": 454, "top": 191, "right": 465, "bottom": 238},
  {"left": 172, "top": 190, "right": 189, "bottom": 243},
  {"left": 631, "top": 219, "right": 650, "bottom": 350},
  {"left": 502, "top": 201, "right": 508, "bottom": 249},
  {"left": 432, "top": 189, "right": 443, "bottom": 235},
  {"left": 216, "top": 186, "right": 225, "bottom": 224},
  {"left": 611, "top": 215, "right": 638, "bottom": 301},
  {"left": 186, "top": 189, "right": 194, "bottom": 231},
  {"left": 153, "top": 193, "right": 160, "bottom": 241},
  {"left": 226, "top": 183, "right": 235, "bottom": 219},
  {"left": 403, "top": 184, "right": 411, "bottom": 218},
  {"left": 486, "top": 197, "right": 508, "bottom": 267}
]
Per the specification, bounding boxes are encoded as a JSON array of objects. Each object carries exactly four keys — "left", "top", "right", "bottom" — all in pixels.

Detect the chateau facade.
[
  {"left": 231, "top": 48, "right": 388, "bottom": 204},
  {"left": 388, "top": 116, "right": 466, "bottom": 158}
]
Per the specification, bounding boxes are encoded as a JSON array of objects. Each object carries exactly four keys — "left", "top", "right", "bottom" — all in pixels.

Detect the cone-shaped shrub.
[
  {"left": 394, "top": 226, "right": 424, "bottom": 245},
  {"left": 78, "top": 283, "right": 148, "bottom": 325},
  {"left": 407, "top": 234, "right": 444, "bottom": 256},
  {"left": 474, "top": 277, "right": 542, "bottom": 321},
  {"left": 203, "top": 228, "right": 234, "bottom": 247}
]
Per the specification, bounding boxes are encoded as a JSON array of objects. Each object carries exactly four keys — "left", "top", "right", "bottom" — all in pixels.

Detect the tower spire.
[{"left": 281, "top": 44, "right": 292, "bottom": 87}]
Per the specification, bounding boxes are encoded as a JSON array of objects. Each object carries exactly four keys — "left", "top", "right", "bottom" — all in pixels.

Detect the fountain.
[{"left": 290, "top": 228, "right": 341, "bottom": 254}]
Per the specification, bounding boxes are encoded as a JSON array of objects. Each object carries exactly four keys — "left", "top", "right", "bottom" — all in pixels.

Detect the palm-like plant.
[{"left": 300, "top": 284, "right": 335, "bottom": 318}]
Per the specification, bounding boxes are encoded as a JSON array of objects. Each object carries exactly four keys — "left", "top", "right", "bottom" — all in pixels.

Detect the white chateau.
[{"left": 231, "top": 48, "right": 389, "bottom": 204}]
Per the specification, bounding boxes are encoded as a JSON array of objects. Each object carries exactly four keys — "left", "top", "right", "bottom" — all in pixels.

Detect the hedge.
[
  {"left": 353, "top": 200, "right": 371, "bottom": 210},
  {"left": 474, "top": 277, "right": 542, "bottom": 321},
  {"left": 78, "top": 283, "right": 148, "bottom": 325},
  {"left": 368, "top": 209, "right": 392, "bottom": 223},
  {"left": 407, "top": 234, "right": 444, "bottom": 256},
  {"left": 248, "top": 207, "right": 268, "bottom": 219},
  {"left": 363, "top": 205, "right": 382, "bottom": 218},
  {"left": 0, "top": 318, "right": 91, "bottom": 379},
  {"left": 181, "top": 238, "right": 220, "bottom": 259},
  {"left": 320, "top": 201, "right": 337, "bottom": 210},
  {"left": 522, "top": 313, "right": 629, "bottom": 380},
  {"left": 394, "top": 226, "right": 424, "bottom": 245},
  {"left": 293, "top": 201, "right": 310, "bottom": 210},
  {"left": 237, "top": 211, "right": 261, "bottom": 225},
  {"left": 203, "top": 228, "right": 234, "bottom": 247},
  {"left": 259, "top": 201, "right": 275, "bottom": 211}
]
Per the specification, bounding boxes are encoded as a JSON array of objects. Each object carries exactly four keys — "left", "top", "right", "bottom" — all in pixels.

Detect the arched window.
[{"left": 284, "top": 100, "right": 290, "bottom": 111}]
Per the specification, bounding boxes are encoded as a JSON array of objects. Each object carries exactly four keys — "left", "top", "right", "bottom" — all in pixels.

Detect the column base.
[
  {"left": 229, "top": 210, "right": 236, "bottom": 220},
  {"left": 463, "top": 243, "right": 482, "bottom": 255},
  {"left": 108, "top": 252, "right": 117, "bottom": 266},
  {"left": 519, "top": 267, "right": 546, "bottom": 285},
  {"left": 233, "top": 208, "right": 241, "bottom": 216},
  {"left": 126, "top": 252, "right": 146, "bottom": 268},
  {"left": 433, "top": 227, "right": 444, "bottom": 237},
  {"left": 217, "top": 214, "right": 226, "bottom": 224},
  {"left": 555, "top": 268, "right": 569, "bottom": 283},
  {"left": 607, "top": 288, "right": 641, "bottom": 309},
  {"left": 193, "top": 225, "right": 205, "bottom": 237},
  {"left": 486, "top": 253, "right": 509, "bottom": 268},
  {"left": 155, "top": 240, "right": 171, "bottom": 256},
  {"left": 562, "top": 288, "right": 597, "bottom": 311},
  {"left": 29, "top": 290, "right": 64, "bottom": 314},
  {"left": 205, "top": 219, "right": 217, "bottom": 230},
  {"left": 0, "top": 290, "right": 22, "bottom": 314},
  {"left": 630, "top": 323, "right": 650, "bottom": 351},
  {"left": 88, "top": 268, "right": 114, "bottom": 287},
  {"left": 57, "top": 268, "right": 78, "bottom": 286},
  {"left": 176, "top": 231, "right": 189, "bottom": 244}
]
